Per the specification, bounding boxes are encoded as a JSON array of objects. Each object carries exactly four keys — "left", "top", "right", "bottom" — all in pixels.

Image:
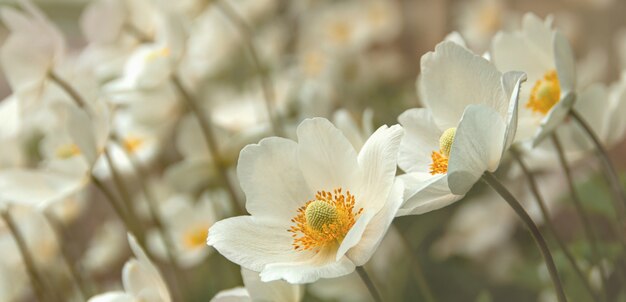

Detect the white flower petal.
[
  {"left": 296, "top": 118, "right": 359, "bottom": 192},
  {"left": 355, "top": 124, "right": 403, "bottom": 212},
  {"left": 501, "top": 71, "right": 527, "bottom": 151},
  {"left": 238, "top": 137, "right": 311, "bottom": 219},
  {"left": 553, "top": 31, "right": 576, "bottom": 95},
  {"left": 87, "top": 292, "right": 135, "bottom": 302},
  {"left": 0, "top": 169, "right": 85, "bottom": 207},
  {"left": 448, "top": 105, "right": 506, "bottom": 195},
  {"left": 242, "top": 268, "right": 303, "bottom": 302},
  {"left": 126, "top": 234, "right": 170, "bottom": 302},
  {"left": 260, "top": 246, "right": 355, "bottom": 284},
  {"left": 346, "top": 180, "right": 404, "bottom": 266},
  {"left": 397, "top": 173, "right": 463, "bottom": 216},
  {"left": 532, "top": 92, "right": 576, "bottom": 147},
  {"left": 211, "top": 287, "right": 251, "bottom": 302},
  {"left": 420, "top": 41, "right": 506, "bottom": 129},
  {"left": 208, "top": 216, "right": 305, "bottom": 273},
  {"left": 397, "top": 108, "right": 441, "bottom": 173}
]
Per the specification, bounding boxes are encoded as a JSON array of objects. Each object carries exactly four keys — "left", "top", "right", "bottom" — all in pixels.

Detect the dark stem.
[
  {"left": 102, "top": 148, "right": 145, "bottom": 243},
  {"left": 570, "top": 110, "right": 626, "bottom": 224},
  {"left": 511, "top": 148, "right": 601, "bottom": 302},
  {"left": 48, "top": 71, "right": 87, "bottom": 109},
  {"left": 356, "top": 266, "right": 383, "bottom": 302},
  {"left": 481, "top": 172, "right": 568, "bottom": 302},
  {"left": 112, "top": 138, "right": 185, "bottom": 301},
  {"left": 551, "top": 134, "right": 609, "bottom": 296},
  {"left": 43, "top": 211, "right": 92, "bottom": 300},
  {"left": 215, "top": 0, "right": 285, "bottom": 137},
  {"left": 1, "top": 207, "right": 47, "bottom": 302},
  {"left": 91, "top": 175, "right": 129, "bottom": 224},
  {"left": 394, "top": 225, "right": 436, "bottom": 302},
  {"left": 170, "top": 74, "right": 245, "bottom": 216}
]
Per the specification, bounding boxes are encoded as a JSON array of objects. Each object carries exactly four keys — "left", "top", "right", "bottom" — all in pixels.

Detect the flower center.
[
  {"left": 527, "top": 70, "right": 561, "bottom": 115},
  {"left": 56, "top": 143, "right": 81, "bottom": 159},
  {"left": 122, "top": 136, "right": 144, "bottom": 154},
  {"left": 289, "top": 188, "right": 362, "bottom": 252},
  {"left": 145, "top": 47, "right": 170, "bottom": 62},
  {"left": 429, "top": 128, "right": 456, "bottom": 175},
  {"left": 183, "top": 224, "right": 210, "bottom": 249}
]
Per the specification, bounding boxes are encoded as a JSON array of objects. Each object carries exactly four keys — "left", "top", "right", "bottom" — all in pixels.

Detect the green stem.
[
  {"left": 1, "top": 207, "right": 47, "bottom": 302},
  {"left": 356, "top": 266, "right": 383, "bottom": 302},
  {"left": 551, "top": 134, "right": 609, "bottom": 297},
  {"left": 570, "top": 110, "right": 626, "bottom": 224},
  {"left": 170, "top": 74, "right": 245, "bottom": 216},
  {"left": 511, "top": 148, "right": 601, "bottom": 302},
  {"left": 215, "top": 0, "right": 285, "bottom": 137},
  {"left": 394, "top": 225, "right": 436, "bottom": 302},
  {"left": 481, "top": 172, "right": 568, "bottom": 302},
  {"left": 43, "top": 211, "right": 92, "bottom": 300},
  {"left": 112, "top": 138, "right": 185, "bottom": 301}
]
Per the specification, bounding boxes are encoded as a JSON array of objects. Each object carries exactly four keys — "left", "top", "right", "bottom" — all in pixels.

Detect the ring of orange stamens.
[
  {"left": 527, "top": 69, "right": 561, "bottom": 115},
  {"left": 289, "top": 188, "right": 362, "bottom": 252}
]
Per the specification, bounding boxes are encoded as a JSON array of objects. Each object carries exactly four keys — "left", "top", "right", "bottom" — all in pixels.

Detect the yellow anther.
[
  {"left": 439, "top": 128, "right": 457, "bottom": 157},
  {"left": 56, "top": 144, "right": 81, "bottom": 159},
  {"left": 183, "top": 224, "right": 209, "bottom": 249}
]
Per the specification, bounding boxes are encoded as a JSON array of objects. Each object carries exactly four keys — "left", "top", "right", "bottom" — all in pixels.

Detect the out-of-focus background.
[{"left": 0, "top": 0, "right": 625, "bottom": 301}]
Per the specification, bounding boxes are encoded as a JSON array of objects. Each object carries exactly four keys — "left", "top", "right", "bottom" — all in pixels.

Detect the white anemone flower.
[
  {"left": 208, "top": 118, "right": 404, "bottom": 283},
  {"left": 211, "top": 268, "right": 303, "bottom": 302},
  {"left": 87, "top": 234, "right": 171, "bottom": 302},
  {"left": 146, "top": 192, "right": 218, "bottom": 268},
  {"left": 492, "top": 13, "right": 577, "bottom": 146},
  {"left": 397, "top": 41, "right": 525, "bottom": 215}
]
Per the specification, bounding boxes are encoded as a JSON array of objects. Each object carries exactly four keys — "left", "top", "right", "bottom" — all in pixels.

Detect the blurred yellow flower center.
[
  {"left": 146, "top": 47, "right": 170, "bottom": 62},
  {"left": 527, "top": 70, "right": 560, "bottom": 115},
  {"left": 289, "top": 188, "right": 363, "bottom": 252},
  {"left": 430, "top": 127, "right": 456, "bottom": 175},
  {"left": 123, "top": 136, "right": 144, "bottom": 154},
  {"left": 183, "top": 224, "right": 210, "bottom": 249},
  {"left": 56, "top": 143, "right": 81, "bottom": 159},
  {"left": 329, "top": 22, "right": 351, "bottom": 44}
]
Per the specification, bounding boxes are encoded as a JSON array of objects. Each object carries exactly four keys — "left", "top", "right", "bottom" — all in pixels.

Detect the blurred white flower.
[
  {"left": 492, "top": 13, "right": 577, "bottom": 146},
  {"left": 211, "top": 268, "right": 303, "bottom": 302},
  {"left": 209, "top": 118, "right": 403, "bottom": 283},
  {"left": 82, "top": 220, "right": 127, "bottom": 275},
  {"left": 397, "top": 41, "right": 525, "bottom": 215},
  {"left": 87, "top": 234, "right": 171, "bottom": 302},
  {"left": 146, "top": 192, "right": 218, "bottom": 268}
]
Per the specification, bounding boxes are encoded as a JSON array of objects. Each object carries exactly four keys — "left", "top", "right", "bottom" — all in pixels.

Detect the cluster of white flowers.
[{"left": 0, "top": 0, "right": 625, "bottom": 301}]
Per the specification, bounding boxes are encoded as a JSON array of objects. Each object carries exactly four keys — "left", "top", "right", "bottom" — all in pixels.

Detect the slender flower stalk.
[
  {"left": 481, "top": 172, "right": 567, "bottom": 302},
  {"left": 511, "top": 148, "right": 601, "bottom": 302},
  {"left": 102, "top": 148, "right": 146, "bottom": 243},
  {"left": 1, "top": 207, "right": 47, "bottom": 302},
  {"left": 48, "top": 71, "right": 87, "bottom": 109},
  {"left": 356, "top": 266, "right": 383, "bottom": 302},
  {"left": 112, "top": 138, "right": 186, "bottom": 301},
  {"left": 170, "top": 74, "right": 245, "bottom": 216},
  {"left": 90, "top": 175, "right": 130, "bottom": 227},
  {"left": 570, "top": 109, "right": 626, "bottom": 224},
  {"left": 551, "top": 134, "right": 609, "bottom": 296},
  {"left": 43, "top": 211, "right": 91, "bottom": 300},
  {"left": 395, "top": 225, "right": 437, "bottom": 302},
  {"left": 215, "top": 0, "right": 285, "bottom": 137}
]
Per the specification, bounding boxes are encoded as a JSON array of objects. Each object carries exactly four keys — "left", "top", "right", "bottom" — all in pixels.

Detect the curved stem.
[
  {"left": 48, "top": 71, "right": 87, "bottom": 109},
  {"left": 394, "top": 225, "right": 436, "bottom": 302},
  {"left": 551, "top": 134, "right": 609, "bottom": 296},
  {"left": 112, "top": 138, "right": 186, "bottom": 301},
  {"left": 570, "top": 110, "right": 626, "bottom": 223},
  {"left": 356, "top": 266, "right": 383, "bottom": 302},
  {"left": 170, "top": 74, "right": 245, "bottom": 216},
  {"left": 43, "top": 211, "right": 92, "bottom": 300},
  {"left": 103, "top": 148, "right": 145, "bottom": 244},
  {"left": 1, "top": 207, "right": 47, "bottom": 302},
  {"left": 511, "top": 149, "right": 601, "bottom": 302},
  {"left": 481, "top": 172, "right": 568, "bottom": 302},
  {"left": 215, "top": 0, "right": 285, "bottom": 137},
  {"left": 90, "top": 175, "right": 129, "bottom": 224}
]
